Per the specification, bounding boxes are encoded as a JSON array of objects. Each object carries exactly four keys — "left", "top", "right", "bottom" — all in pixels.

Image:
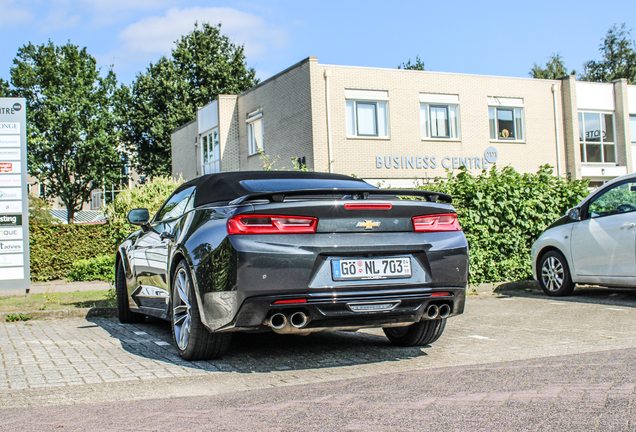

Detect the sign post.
[{"left": 0, "top": 98, "right": 29, "bottom": 294}]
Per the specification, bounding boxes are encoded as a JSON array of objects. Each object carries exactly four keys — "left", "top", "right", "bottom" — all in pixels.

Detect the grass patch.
[{"left": 0, "top": 289, "right": 116, "bottom": 313}]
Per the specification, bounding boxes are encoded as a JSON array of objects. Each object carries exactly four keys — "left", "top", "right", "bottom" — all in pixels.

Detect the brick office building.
[{"left": 172, "top": 57, "right": 636, "bottom": 187}]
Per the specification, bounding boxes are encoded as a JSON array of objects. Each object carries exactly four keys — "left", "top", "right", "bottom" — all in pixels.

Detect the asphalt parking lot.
[{"left": 2, "top": 284, "right": 636, "bottom": 431}]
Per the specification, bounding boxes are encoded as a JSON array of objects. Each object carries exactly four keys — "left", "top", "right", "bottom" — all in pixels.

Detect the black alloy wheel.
[
  {"left": 116, "top": 259, "right": 145, "bottom": 323},
  {"left": 383, "top": 319, "right": 447, "bottom": 347},
  {"left": 538, "top": 250, "right": 575, "bottom": 297},
  {"left": 171, "top": 260, "right": 231, "bottom": 360}
]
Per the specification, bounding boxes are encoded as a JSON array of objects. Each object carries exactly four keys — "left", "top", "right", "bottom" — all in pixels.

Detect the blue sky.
[{"left": 0, "top": 0, "right": 633, "bottom": 86}]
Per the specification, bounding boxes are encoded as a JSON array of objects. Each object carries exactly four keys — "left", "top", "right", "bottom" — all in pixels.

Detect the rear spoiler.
[{"left": 229, "top": 188, "right": 452, "bottom": 205}]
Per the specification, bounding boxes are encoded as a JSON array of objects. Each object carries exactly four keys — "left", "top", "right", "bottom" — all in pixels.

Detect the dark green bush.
[
  {"left": 67, "top": 254, "right": 116, "bottom": 283},
  {"left": 420, "top": 165, "right": 589, "bottom": 284}
]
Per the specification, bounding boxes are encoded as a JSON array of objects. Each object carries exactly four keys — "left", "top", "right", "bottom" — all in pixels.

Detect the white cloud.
[
  {"left": 0, "top": 0, "right": 33, "bottom": 26},
  {"left": 117, "top": 7, "right": 288, "bottom": 61}
]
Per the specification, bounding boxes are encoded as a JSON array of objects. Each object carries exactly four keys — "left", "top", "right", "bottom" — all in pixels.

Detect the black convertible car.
[{"left": 116, "top": 171, "right": 468, "bottom": 360}]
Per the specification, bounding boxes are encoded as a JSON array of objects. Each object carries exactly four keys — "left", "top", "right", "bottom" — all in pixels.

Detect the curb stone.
[{"left": 1, "top": 307, "right": 117, "bottom": 322}]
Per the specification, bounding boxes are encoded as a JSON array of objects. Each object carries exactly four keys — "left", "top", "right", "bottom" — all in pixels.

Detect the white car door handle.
[{"left": 620, "top": 223, "right": 636, "bottom": 229}]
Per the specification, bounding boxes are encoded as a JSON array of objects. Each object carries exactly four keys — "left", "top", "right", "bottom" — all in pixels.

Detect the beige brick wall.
[
  {"left": 236, "top": 58, "right": 314, "bottom": 171},
  {"left": 614, "top": 79, "right": 633, "bottom": 172},
  {"left": 218, "top": 95, "right": 240, "bottom": 172},
  {"left": 171, "top": 119, "right": 198, "bottom": 181},
  {"left": 309, "top": 63, "right": 566, "bottom": 179},
  {"left": 560, "top": 76, "right": 582, "bottom": 179}
]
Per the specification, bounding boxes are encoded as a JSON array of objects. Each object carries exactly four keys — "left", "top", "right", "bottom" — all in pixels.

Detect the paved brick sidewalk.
[{"left": 1, "top": 346, "right": 635, "bottom": 431}]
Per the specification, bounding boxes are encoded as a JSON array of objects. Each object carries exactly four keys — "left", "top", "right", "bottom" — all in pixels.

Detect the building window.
[
  {"left": 201, "top": 128, "right": 220, "bottom": 174},
  {"left": 421, "top": 104, "right": 459, "bottom": 139},
  {"left": 630, "top": 114, "right": 636, "bottom": 144},
  {"left": 346, "top": 100, "right": 388, "bottom": 137},
  {"left": 489, "top": 107, "right": 524, "bottom": 140},
  {"left": 579, "top": 112, "right": 615, "bottom": 163},
  {"left": 344, "top": 89, "right": 389, "bottom": 138},
  {"left": 247, "top": 110, "right": 263, "bottom": 155}
]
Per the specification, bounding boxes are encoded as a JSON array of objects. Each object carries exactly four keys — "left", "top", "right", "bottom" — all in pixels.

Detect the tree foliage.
[
  {"left": 398, "top": 55, "right": 425, "bottom": 71},
  {"left": 10, "top": 41, "right": 123, "bottom": 223},
  {"left": 103, "top": 175, "right": 184, "bottom": 242},
  {"left": 580, "top": 23, "right": 636, "bottom": 84},
  {"left": 421, "top": 165, "right": 589, "bottom": 284},
  {"left": 0, "top": 78, "right": 9, "bottom": 97},
  {"left": 530, "top": 53, "right": 573, "bottom": 79},
  {"left": 122, "top": 22, "right": 259, "bottom": 177}
]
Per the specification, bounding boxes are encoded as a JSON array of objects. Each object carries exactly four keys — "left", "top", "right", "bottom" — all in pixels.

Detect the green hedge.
[
  {"left": 29, "top": 223, "right": 118, "bottom": 282},
  {"left": 30, "top": 176, "right": 183, "bottom": 282},
  {"left": 67, "top": 254, "right": 116, "bottom": 284},
  {"left": 420, "top": 165, "right": 589, "bottom": 284}
]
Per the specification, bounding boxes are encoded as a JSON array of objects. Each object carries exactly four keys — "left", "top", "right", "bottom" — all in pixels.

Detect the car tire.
[
  {"left": 538, "top": 250, "right": 575, "bottom": 297},
  {"left": 383, "top": 318, "right": 447, "bottom": 347},
  {"left": 171, "top": 260, "right": 231, "bottom": 360},
  {"left": 116, "top": 259, "right": 145, "bottom": 324}
]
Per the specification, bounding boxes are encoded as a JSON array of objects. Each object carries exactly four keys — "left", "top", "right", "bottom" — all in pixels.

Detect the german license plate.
[{"left": 331, "top": 257, "right": 411, "bottom": 280}]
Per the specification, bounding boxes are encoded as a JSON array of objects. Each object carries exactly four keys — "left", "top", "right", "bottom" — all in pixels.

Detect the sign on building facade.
[{"left": 0, "top": 98, "right": 29, "bottom": 293}]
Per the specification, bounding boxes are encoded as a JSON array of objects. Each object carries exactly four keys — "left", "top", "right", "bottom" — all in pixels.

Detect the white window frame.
[
  {"left": 420, "top": 104, "right": 461, "bottom": 140},
  {"left": 578, "top": 111, "right": 616, "bottom": 164},
  {"left": 247, "top": 110, "right": 264, "bottom": 156},
  {"left": 345, "top": 89, "right": 389, "bottom": 139},
  {"left": 488, "top": 106, "right": 525, "bottom": 142},
  {"left": 201, "top": 128, "right": 221, "bottom": 175}
]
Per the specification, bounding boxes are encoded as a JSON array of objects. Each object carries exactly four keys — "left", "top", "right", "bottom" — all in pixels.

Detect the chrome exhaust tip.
[
  {"left": 438, "top": 304, "right": 451, "bottom": 319},
  {"left": 426, "top": 304, "right": 439, "bottom": 320},
  {"left": 267, "top": 313, "right": 287, "bottom": 330},
  {"left": 290, "top": 312, "right": 309, "bottom": 329}
]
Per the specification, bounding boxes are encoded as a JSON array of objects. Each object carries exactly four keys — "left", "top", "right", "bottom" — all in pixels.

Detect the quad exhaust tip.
[
  {"left": 438, "top": 304, "right": 451, "bottom": 319},
  {"left": 268, "top": 313, "right": 287, "bottom": 329},
  {"left": 426, "top": 304, "right": 439, "bottom": 319},
  {"left": 290, "top": 312, "right": 309, "bottom": 329}
]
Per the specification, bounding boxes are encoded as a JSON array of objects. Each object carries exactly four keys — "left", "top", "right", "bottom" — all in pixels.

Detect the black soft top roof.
[{"left": 180, "top": 171, "right": 370, "bottom": 207}]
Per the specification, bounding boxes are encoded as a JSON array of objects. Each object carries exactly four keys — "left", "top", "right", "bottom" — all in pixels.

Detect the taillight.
[
  {"left": 344, "top": 203, "right": 392, "bottom": 210},
  {"left": 412, "top": 213, "right": 461, "bottom": 232},
  {"left": 227, "top": 215, "right": 318, "bottom": 234}
]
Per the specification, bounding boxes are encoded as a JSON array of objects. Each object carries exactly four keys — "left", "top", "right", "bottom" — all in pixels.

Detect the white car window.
[{"left": 588, "top": 181, "right": 636, "bottom": 218}]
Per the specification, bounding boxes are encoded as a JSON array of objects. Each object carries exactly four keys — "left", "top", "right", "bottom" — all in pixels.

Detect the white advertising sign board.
[
  {"left": 0, "top": 136, "right": 20, "bottom": 147},
  {"left": 0, "top": 148, "right": 20, "bottom": 160},
  {"left": 0, "top": 175, "right": 20, "bottom": 187},
  {"left": 0, "top": 162, "right": 20, "bottom": 173},
  {"left": 0, "top": 122, "right": 20, "bottom": 134},
  {"left": 0, "top": 98, "right": 28, "bottom": 291},
  {"left": 0, "top": 254, "right": 24, "bottom": 267},
  {"left": 0, "top": 266, "right": 23, "bottom": 281},
  {"left": 0, "top": 201, "right": 22, "bottom": 213},
  {"left": 0, "top": 188, "right": 21, "bottom": 200},
  {"left": 0, "top": 240, "right": 23, "bottom": 254}
]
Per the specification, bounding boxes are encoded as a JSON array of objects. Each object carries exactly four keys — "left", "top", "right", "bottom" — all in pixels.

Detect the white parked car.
[{"left": 531, "top": 172, "right": 636, "bottom": 296}]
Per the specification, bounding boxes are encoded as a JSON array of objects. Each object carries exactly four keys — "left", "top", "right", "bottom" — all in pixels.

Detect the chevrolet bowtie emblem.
[{"left": 356, "top": 220, "right": 381, "bottom": 230}]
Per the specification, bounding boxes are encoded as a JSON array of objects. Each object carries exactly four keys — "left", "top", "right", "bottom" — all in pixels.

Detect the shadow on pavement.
[
  {"left": 88, "top": 316, "right": 429, "bottom": 374},
  {"left": 493, "top": 280, "right": 636, "bottom": 308}
]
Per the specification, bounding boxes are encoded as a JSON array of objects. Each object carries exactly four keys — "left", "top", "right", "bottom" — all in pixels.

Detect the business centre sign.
[
  {"left": 0, "top": 98, "right": 29, "bottom": 293},
  {"left": 375, "top": 146, "right": 499, "bottom": 170}
]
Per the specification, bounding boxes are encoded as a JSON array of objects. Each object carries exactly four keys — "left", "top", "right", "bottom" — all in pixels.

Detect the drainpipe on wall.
[
  {"left": 324, "top": 69, "right": 333, "bottom": 173},
  {"left": 551, "top": 84, "right": 562, "bottom": 178}
]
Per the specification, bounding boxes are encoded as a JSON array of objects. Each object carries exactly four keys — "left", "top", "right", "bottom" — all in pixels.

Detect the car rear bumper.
[{"left": 205, "top": 286, "right": 465, "bottom": 333}]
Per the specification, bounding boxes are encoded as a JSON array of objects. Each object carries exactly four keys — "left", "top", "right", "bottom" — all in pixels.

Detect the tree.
[
  {"left": 0, "top": 78, "right": 9, "bottom": 96},
  {"left": 10, "top": 41, "right": 123, "bottom": 224},
  {"left": 580, "top": 23, "right": 636, "bottom": 84},
  {"left": 122, "top": 22, "right": 259, "bottom": 177},
  {"left": 398, "top": 55, "right": 425, "bottom": 71},
  {"left": 530, "top": 53, "right": 573, "bottom": 79}
]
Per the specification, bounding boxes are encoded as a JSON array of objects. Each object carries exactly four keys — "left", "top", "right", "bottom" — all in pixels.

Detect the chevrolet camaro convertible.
[{"left": 115, "top": 172, "right": 469, "bottom": 360}]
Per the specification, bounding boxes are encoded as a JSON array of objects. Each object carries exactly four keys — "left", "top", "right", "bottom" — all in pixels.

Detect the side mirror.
[
  {"left": 126, "top": 208, "right": 150, "bottom": 226},
  {"left": 566, "top": 207, "right": 580, "bottom": 221}
]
